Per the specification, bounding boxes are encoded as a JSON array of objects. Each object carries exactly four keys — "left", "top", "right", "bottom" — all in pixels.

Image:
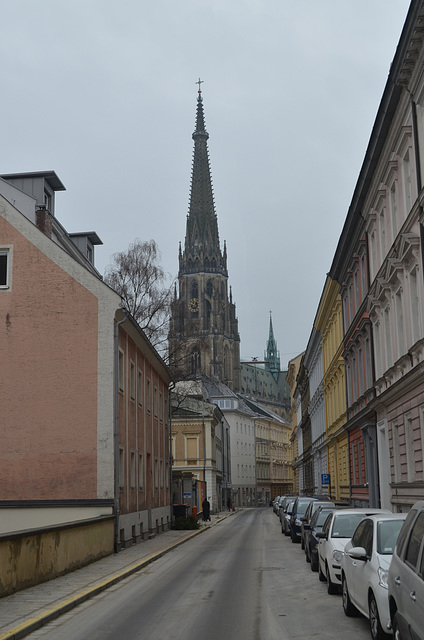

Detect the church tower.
[
  {"left": 264, "top": 312, "right": 281, "bottom": 381},
  {"left": 169, "top": 82, "right": 240, "bottom": 390}
]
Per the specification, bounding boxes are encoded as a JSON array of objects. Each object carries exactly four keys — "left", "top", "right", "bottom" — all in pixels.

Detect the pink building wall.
[{"left": 1, "top": 215, "right": 99, "bottom": 499}]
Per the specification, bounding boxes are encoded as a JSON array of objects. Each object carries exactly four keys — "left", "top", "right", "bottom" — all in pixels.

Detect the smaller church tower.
[
  {"left": 264, "top": 312, "right": 280, "bottom": 381},
  {"left": 169, "top": 82, "right": 240, "bottom": 390}
]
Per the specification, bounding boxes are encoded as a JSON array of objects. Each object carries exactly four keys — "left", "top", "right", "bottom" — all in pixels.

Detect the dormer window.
[{"left": 44, "top": 189, "right": 52, "bottom": 212}]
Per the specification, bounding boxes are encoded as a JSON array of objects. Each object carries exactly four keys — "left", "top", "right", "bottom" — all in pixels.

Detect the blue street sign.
[{"left": 321, "top": 474, "right": 330, "bottom": 486}]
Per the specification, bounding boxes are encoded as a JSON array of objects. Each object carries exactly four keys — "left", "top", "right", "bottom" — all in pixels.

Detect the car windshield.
[
  {"left": 331, "top": 513, "right": 367, "bottom": 538},
  {"left": 377, "top": 519, "right": 405, "bottom": 555},
  {"left": 315, "top": 509, "right": 333, "bottom": 527},
  {"left": 297, "top": 500, "right": 312, "bottom": 516}
]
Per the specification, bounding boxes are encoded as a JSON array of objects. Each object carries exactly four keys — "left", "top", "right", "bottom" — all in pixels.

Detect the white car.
[
  {"left": 317, "top": 508, "right": 390, "bottom": 595},
  {"left": 342, "top": 513, "right": 407, "bottom": 640}
]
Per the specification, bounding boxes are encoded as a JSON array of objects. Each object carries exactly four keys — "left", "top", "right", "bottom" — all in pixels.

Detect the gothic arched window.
[
  {"left": 191, "top": 280, "right": 198, "bottom": 299},
  {"left": 206, "top": 280, "right": 213, "bottom": 298},
  {"left": 191, "top": 348, "right": 201, "bottom": 374}
]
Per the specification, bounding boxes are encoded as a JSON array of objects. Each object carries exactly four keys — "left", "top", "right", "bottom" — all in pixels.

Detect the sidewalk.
[{"left": 0, "top": 511, "right": 236, "bottom": 640}]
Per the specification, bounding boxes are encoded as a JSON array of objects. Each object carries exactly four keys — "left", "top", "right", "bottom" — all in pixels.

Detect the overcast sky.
[{"left": 2, "top": 0, "right": 412, "bottom": 367}]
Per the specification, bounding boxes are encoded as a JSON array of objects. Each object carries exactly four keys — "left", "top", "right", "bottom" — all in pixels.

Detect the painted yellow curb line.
[{"left": 0, "top": 528, "right": 205, "bottom": 640}]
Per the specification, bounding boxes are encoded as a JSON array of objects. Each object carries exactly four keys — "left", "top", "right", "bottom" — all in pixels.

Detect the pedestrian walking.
[{"left": 202, "top": 499, "right": 211, "bottom": 521}]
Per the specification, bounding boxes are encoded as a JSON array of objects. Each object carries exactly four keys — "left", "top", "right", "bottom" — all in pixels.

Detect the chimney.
[{"left": 36, "top": 204, "right": 53, "bottom": 238}]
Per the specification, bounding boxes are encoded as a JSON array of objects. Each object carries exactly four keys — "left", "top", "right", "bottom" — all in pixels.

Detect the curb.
[{"left": 0, "top": 527, "right": 207, "bottom": 640}]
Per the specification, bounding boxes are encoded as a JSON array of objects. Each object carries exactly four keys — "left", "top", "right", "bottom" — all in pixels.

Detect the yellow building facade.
[{"left": 315, "top": 277, "right": 349, "bottom": 502}]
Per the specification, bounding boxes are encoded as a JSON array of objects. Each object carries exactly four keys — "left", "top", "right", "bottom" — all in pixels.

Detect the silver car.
[{"left": 388, "top": 501, "right": 424, "bottom": 640}]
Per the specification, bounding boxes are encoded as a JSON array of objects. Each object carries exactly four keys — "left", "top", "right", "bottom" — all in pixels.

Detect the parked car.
[
  {"left": 388, "top": 500, "right": 424, "bottom": 640},
  {"left": 278, "top": 495, "right": 296, "bottom": 525},
  {"left": 317, "top": 508, "right": 390, "bottom": 594},
  {"left": 304, "top": 506, "right": 338, "bottom": 571},
  {"left": 272, "top": 496, "right": 281, "bottom": 514},
  {"left": 301, "top": 500, "right": 335, "bottom": 550},
  {"left": 290, "top": 497, "right": 322, "bottom": 543},
  {"left": 281, "top": 499, "right": 295, "bottom": 536},
  {"left": 342, "top": 513, "right": 407, "bottom": 640}
]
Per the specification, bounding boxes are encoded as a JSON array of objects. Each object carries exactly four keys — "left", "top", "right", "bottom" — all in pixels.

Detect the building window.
[
  {"left": 130, "top": 361, "right": 135, "bottom": 401},
  {"left": 138, "top": 453, "right": 144, "bottom": 489},
  {"left": 154, "top": 387, "right": 158, "bottom": 417},
  {"left": 119, "top": 447, "right": 125, "bottom": 489},
  {"left": 392, "top": 421, "right": 401, "bottom": 483},
  {"left": 186, "top": 436, "right": 198, "bottom": 465},
  {"left": 405, "top": 414, "right": 416, "bottom": 483},
  {"left": 159, "top": 391, "right": 163, "bottom": 421},
  {"left": 130, "top": 451, "right": 135, "bottom": 489},
  {"left": 0, "top": 248, "right": 11, "bottom": 289},
  {"left": 147, "top": 378, "right": 151, "bottom": 411},
  {"left": 118, "top": 350, "right": 124, "bottom": 393},
  {"left": 154, "top": 458, "right": 159, "bottom": 489},
  {"left": 138, "top": 370, "right": 143, "bottom": 406}
]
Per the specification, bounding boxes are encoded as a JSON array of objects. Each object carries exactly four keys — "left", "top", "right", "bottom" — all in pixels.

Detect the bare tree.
[{"left": 104, "top": 239, "right": 173, "bottom": 355}]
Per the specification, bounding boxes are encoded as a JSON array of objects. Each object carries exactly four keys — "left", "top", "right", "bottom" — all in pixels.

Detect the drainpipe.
[
  {"left": 169, "top": 381, "right": 175, "bottom": 528},
  {"left": 114, "top": 311, "right": 127, "bottom": 554}
]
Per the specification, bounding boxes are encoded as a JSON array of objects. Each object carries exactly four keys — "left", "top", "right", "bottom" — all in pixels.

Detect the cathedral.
[{"left": 168, "top": 83, "right": 241, "bottom": 391}]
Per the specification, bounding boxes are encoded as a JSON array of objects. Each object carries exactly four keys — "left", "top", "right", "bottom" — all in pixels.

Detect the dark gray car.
[{"left": 388, "top": 500, "right": 424, "bottom": 639}]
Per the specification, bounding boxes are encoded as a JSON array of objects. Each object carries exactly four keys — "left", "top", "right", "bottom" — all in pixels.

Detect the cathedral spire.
[
  {"left": 265, "top": 312, "right": 280, "bottom": 380},
  {"left": 180, "top": 81, "right": 226, "bottom": 277},
  {"left": 168, "top": 83, "right": 240, "bottom": 391}
]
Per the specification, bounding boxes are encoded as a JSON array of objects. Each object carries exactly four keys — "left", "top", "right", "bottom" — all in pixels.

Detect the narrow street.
[{"left": 24, "top": 508, "right": 373, "bottom": 640}]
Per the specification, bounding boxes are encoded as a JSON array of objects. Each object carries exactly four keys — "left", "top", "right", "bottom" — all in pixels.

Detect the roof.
[{"left": 0, "top": 170, "right": 66, "bottom": 191}]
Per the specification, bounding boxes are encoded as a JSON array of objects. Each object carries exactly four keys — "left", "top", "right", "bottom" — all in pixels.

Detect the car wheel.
[
  {"left": 342, "top": 574, "right": 358, "bottom": 617},
  {"left": 326, "top": 563, "right": 338, "bottom": 594},
  {"left": 301, "top": 537, "right": 305, "bottom": 550},
  {"left": 318, "top": 562, "right": 326, "bottom": 582},
  {"left": 305, "top": 546, "right": 310, "bottom": 563},
  {"left": 310, "top": 551, "right": 318, "bottom": 572},
  {"left": 392, "top": 612, "right": 402, "bottom": 640},
  {"left": 291, "top": 530, "right": 297, "bottom": 543},
  {"left": 369, "top": 592, "right": 387, "bottom": 640}
]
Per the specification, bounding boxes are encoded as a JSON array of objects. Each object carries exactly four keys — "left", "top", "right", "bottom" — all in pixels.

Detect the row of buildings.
[
  {"left": 289, "top": 0, "right": 424, "bottom": 514},
  {"left": 4, "top": 0, "right": 424, "bottom": 597},
  {"left": 0, "top": 170, "right": 174, "bottom": 595},
  {"left": 0, "top": 75, "right": 292, "bottom": 596}
]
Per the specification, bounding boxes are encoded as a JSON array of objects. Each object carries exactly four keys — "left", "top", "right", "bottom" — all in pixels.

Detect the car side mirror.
[
  {"left": 347, "top": 547, "right": 368, "bottom": 561},
  {"left": 316, "top": 531, "right": 327, "bottom": 540}
]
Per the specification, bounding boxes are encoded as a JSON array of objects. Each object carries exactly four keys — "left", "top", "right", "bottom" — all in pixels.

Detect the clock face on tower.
[{"left": 189, "top": 297, "right": 199, "bottom": 313}]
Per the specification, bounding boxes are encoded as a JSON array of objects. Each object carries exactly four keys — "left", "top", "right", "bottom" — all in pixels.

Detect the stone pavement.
[{"left": 0, "top": 511, "right": 235, "bottom": 640}]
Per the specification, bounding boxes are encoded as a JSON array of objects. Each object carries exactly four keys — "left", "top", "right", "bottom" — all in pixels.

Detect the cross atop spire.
[{"left": 196, "top": 78, "right": 204, "bottom": 101}]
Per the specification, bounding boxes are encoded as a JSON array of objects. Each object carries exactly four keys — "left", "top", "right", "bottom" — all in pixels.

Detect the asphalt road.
[{"left": 26, "top": 508, "right": 372, "bottom": 640}]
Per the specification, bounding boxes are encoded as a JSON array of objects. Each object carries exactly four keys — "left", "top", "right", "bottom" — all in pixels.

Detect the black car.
[
  {"left": 301, "top": 500, "right": 335, "bottom": 550},
  {"left": 278, "top": 495, "right": 296, "bottom": 525},
  {"left": 290, "top": 497, "right": 322, "bottom": 543},
  {"left": 304, "top": 507, "right": 337, "bottom": 571},
  {"left": 281, "top": 499, "right": 296, "bottom": 536}
]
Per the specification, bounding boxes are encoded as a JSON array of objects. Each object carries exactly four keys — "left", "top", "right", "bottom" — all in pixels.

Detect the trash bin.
[{"left": 173, "top": 504, "right": 189, "bottom": 518}]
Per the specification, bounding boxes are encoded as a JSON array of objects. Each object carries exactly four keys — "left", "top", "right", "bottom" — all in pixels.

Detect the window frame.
[{"left": 0, "top": 246, "right": 12, "bottom": 290}]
